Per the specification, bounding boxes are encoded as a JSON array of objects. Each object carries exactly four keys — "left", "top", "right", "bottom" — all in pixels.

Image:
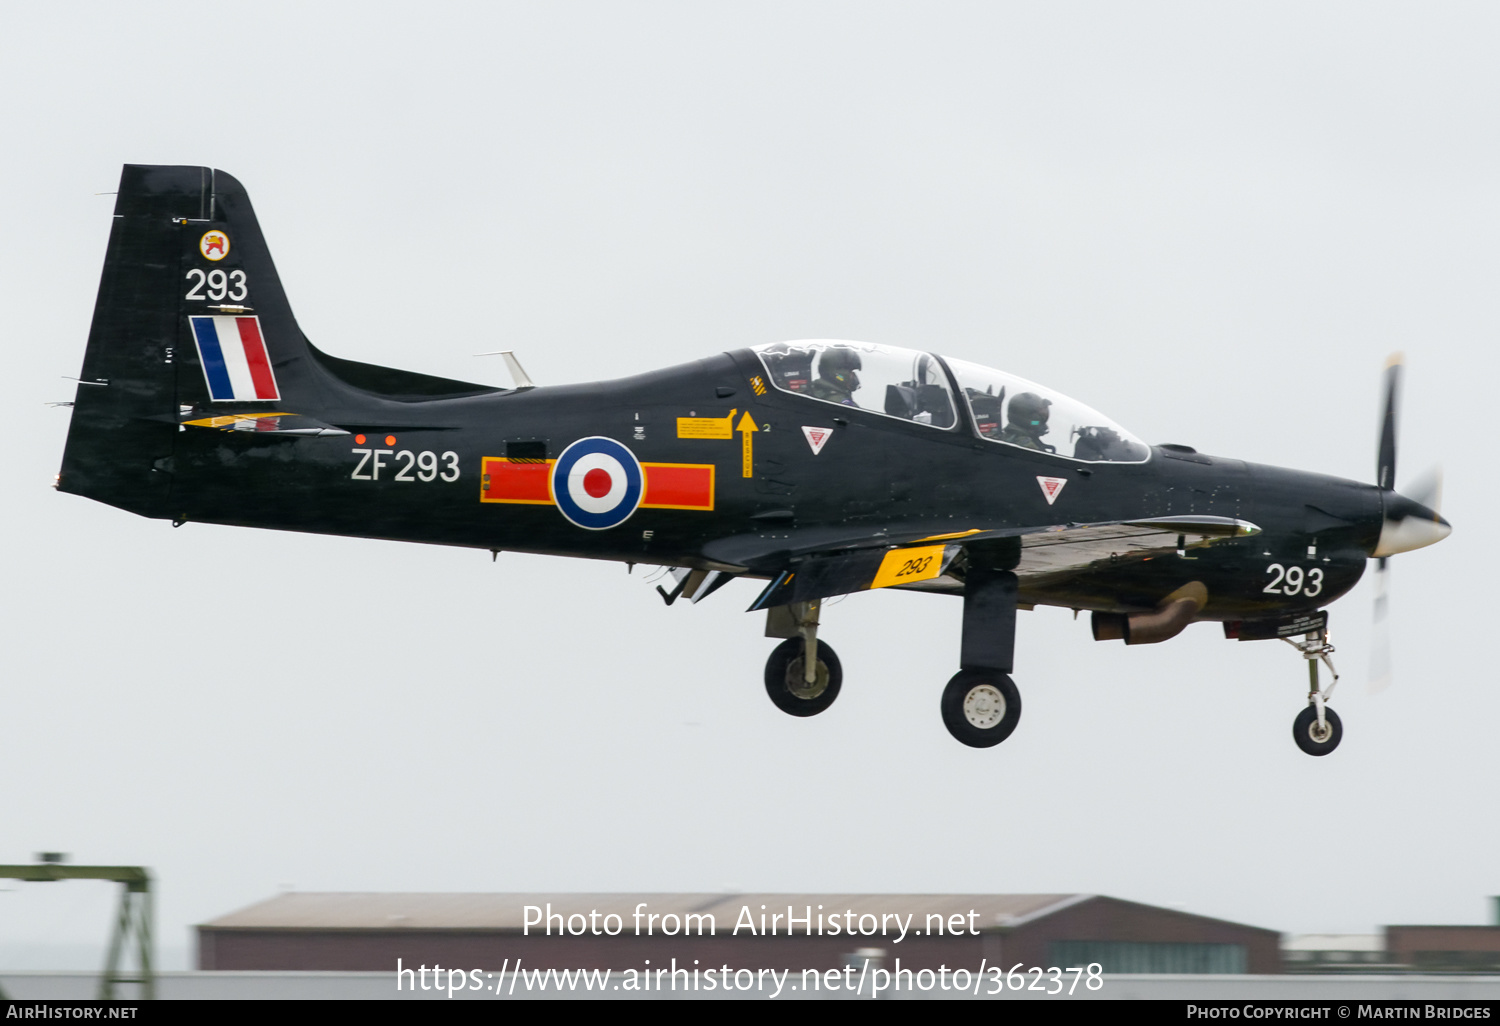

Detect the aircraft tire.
[
  {"left": 764, "top": 638, "right": 842, "bottom": 717},
  {"left": 941, "top": 670, "right": 1022, "bottom": 748},
  {"left": 1292, "top": 704, "right": 1343, "bottom": 756}
]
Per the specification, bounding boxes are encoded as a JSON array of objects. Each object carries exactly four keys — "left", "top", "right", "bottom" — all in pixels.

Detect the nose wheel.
[
  {"left": 762, "top": 600, "right": 842, "bottom": 716},
  {"left": 1293, "top": 704, "right": 1343, "bottom": 756},
  {"left": 764, "top": 637, "right": 842, "bottom": 716},
  {"left": 1286, "top": 628, "right": 1342, "bottom": 756}
]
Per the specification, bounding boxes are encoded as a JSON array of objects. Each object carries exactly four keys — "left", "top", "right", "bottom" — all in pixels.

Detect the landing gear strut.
[
  {"left": 944, "top": 541, "right": 1024, "bottom": 748},
  {"left": 763, "top": 600, "right": 842, "bottom": 716},
  {"left": 1287, "top": 628, "right": 1342, "bottom": 756}
]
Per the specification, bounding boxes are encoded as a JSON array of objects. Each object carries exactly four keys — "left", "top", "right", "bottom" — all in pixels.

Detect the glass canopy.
[
  {"left": 753, "top": 341, "right": 957, "bottom": 429},
  {"left": 942, "top": 355, "right": 1150, "bottom": 463},
  {"left": 752, "top": 341, "right": 1150, "bottom": 463}
]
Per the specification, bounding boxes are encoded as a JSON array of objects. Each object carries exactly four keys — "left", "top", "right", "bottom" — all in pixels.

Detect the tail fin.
[
  {"left": 58, "top": 165, "right": 321, "bottom": 517},
  {"left": 58, "top": 165, "right": 495, "bottom": 520}
]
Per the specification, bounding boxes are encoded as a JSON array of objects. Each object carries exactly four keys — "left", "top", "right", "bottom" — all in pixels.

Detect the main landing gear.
[
  {"left": 942, "top": 545, "right": 1024, "bottom": 748},
  {"left": 1287, "top": 628, "right": 1342, "bottom": 756},
  {"left": 759, "top": 539, "right": 1026, "bottom": 748}
]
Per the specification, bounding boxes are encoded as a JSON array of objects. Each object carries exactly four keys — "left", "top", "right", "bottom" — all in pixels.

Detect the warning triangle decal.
[
  {"left": 1037, "top": 476, "right": 1067, "bottom": 505},
  {"left": 802, "top": 426, "right": 833, "bottom": 455}
]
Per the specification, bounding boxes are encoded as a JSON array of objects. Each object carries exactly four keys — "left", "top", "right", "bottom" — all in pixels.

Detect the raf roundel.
[
  {"left": 200, "top": 230, "right": 230, "bottom": 261},
  {"left": 551, "top": 437, "right": 644, "bottom": 530}
]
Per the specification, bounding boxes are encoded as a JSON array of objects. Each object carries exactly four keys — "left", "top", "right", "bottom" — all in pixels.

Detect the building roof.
[{"left": 201, "top": 893, "right": 1090, "bottom": 931}]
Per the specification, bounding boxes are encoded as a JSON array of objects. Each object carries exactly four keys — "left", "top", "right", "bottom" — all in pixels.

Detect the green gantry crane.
[{"left": 0, "top": 856, "right": 154, "bottom": 1000}]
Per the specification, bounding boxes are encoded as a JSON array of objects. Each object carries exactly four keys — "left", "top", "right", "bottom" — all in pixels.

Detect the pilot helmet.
[
  {"left": 1008, "top": 392, "right": 1052, "bottom": 433},
  {"left": 819, "top": 348, "right": 863, "bottom": 388}
]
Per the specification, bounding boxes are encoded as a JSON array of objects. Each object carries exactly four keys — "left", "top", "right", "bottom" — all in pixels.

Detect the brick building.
[{"left": 198, "top": 892, "right": 1280, "bottom": 974}]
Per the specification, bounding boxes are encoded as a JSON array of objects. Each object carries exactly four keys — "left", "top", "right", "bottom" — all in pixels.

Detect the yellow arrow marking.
[{"left": 737, "top": 412, "right": 759, "bottom": 478}]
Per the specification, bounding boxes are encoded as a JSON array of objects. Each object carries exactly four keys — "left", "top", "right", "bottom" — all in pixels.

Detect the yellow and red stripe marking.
[
  {"left": 481, "top": 458, "right": 714, "bottom": 510},
  {"left": 481, "top": 458, "right": 554, "bottom": 504},
  {"left": 640, "top": 463, "right": 714, "bottom": 510}
]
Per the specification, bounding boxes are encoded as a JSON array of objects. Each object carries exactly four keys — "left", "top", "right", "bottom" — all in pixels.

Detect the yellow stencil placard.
[
  {"left": 871, "top": 545, "right": 946, "bottom": 589},
  {"left": 676, "top": 409, "right": 736, "bottom": 439}
]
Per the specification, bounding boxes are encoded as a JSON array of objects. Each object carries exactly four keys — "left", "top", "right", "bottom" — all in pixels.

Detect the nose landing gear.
[
  {"left": 762, "top": 600, "right": 842, "bottom": 716},
  {"left": 1287, "top": 628, "right": 1342, "bottom": 756}
]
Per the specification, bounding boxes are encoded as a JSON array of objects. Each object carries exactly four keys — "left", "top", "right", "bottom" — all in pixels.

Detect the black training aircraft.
[{"left": 57, "top": 165, "right": 1451, "bottom": 755}]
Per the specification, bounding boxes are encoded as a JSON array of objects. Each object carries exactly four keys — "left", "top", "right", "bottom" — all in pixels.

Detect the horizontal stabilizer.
[{"left": 181, "top": 411, "right": 348, "bottom": 436}]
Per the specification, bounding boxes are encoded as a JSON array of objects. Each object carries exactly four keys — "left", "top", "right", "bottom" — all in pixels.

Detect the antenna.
[{"left": 475, "top": 351, "right": 535, "bottom": 389}]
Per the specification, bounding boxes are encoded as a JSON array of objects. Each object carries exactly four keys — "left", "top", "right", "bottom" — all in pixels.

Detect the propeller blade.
[
  {"left": 1405, "top": 465, "right": 1443, "bottom": 516},
  {"left": 1369, "top": 556, "right": 1392, "bottom": 694},
  {"left": 1377, "top": 353, "right": 1403, "bottom": 490}
]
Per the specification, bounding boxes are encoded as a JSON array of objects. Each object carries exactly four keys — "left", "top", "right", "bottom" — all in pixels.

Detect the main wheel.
[
  {"left": 941, "top": 669, "right": 1022, "bottom": 748},
  {"left": 1292, "top": 704, "right": 1343, "bottom": 756},
  {"left": 764, "top": 638, "right": 842, "bottom": 717}
]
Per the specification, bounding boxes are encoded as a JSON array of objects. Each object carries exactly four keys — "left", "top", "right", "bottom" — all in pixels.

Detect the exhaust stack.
[{"left": 1092, "top": 581, "right": 1208, "bottom": 645}]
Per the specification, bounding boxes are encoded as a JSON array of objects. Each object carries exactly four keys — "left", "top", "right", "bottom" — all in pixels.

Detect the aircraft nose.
[{"left": 1372, "top": 491, "right": 1452, "bottom": 557}]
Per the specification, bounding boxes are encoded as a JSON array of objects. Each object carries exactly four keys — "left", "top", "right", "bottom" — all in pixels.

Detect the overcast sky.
[{"left": 1, "top": 1, "right": 1494, "bottom": 970}]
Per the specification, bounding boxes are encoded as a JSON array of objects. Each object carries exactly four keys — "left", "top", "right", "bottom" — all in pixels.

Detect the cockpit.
[{"left": 752, "top": 340, "right": 1150, "bottom": 464}]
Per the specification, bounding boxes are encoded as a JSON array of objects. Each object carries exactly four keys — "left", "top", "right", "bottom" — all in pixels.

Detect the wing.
[
  {"left": 737, "top": 515, "right": 1260, "bottom": 610},
  {"left": 1017, "top": 516, "right": 1260, "bottom": 574}
]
